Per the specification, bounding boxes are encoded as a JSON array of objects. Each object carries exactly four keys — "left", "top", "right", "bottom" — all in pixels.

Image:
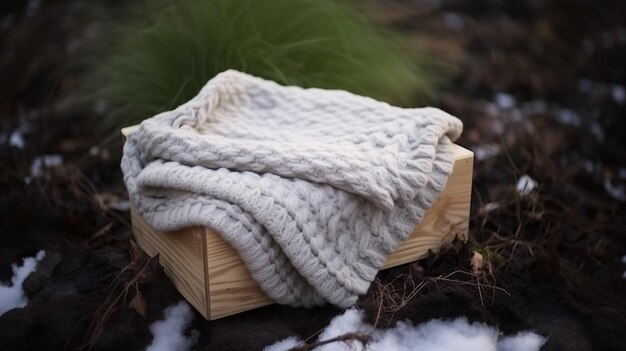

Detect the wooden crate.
[{"left": 122, "top": 127, "right": 473, "bottom": 319}]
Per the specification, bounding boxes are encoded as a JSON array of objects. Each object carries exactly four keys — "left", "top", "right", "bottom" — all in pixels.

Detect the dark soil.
[{"left": 1, "top": 0, "right": 625, "bottom": 350}]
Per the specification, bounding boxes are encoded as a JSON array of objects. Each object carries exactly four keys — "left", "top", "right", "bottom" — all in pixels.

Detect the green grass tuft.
[{"left": 89, "top": 0, "right": 444, "bottom": 131}]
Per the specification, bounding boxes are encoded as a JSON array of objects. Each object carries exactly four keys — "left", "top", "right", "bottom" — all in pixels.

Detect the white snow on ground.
[
  {"left": 146, "top": 301, "right": 199, "bottom": 351},
  {"left": 516, "top": 175, "right": 538, "bottom": 196},
  {"left": 495, "top": 93, "right": 516, "bottom": 110},
  {"left": 497, "top": 332, "right": 547, "bottom": 351},
  {"left": 0, "top": 250, "right": 46, "bottom": 316},
  {"left": 612, "top": 85, "right": 625, "bottom": 105},
  {"left": 25, "top": 154, "right": 64, "bottom": 184},
  {"left": 110, "top": 199, "right": 130, "bottom": 211},
  {"left": 604, "top": 179, "right": 625, "bottom": 202},
  {"left": 473, "top": 144, "right": 501, "bottom": 162},
  {"left": 316, "top": 309, "right": 372, "bottom": 350},
  {"left": 30, "top": 155, "right": 63, "bottom": 177},
  {"left": 554, "top": 108, "right": 582, "bottom": 127},
  {"left": 4, "top": 119, "right": 30, "bottom": 148},
  {"left": 264, "top": 308, "right": 546, "bottom": 351},
  {"left": 264, "top": 337, "right": 301, "bottom": 351},
  {"left": 9, "top": 130, "right": 24, "bottom": 149}
]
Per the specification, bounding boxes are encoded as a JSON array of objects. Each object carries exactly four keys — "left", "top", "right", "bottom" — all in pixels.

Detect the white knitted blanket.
[{"left": 122, "top": 70, "right": 463, "bottom": 308}]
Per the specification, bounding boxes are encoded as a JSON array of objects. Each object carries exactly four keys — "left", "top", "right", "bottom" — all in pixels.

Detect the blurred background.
[{"left": 0, "top": 0, "right": 625, "bottom": 350}]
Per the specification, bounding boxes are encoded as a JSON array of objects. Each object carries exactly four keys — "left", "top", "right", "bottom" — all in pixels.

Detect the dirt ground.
[{"left": 1, "top": 0, "right": 625, "bottom": 350}]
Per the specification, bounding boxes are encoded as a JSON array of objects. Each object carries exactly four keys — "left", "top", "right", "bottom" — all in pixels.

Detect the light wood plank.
[
  {"left": 383, "top": 144, "right": 473, "bottom": 267},
  {"left": 205, "top": 229, "right": 273, "bottom": 319},
  {"left": 131, "top": 210, "right": 209, "bottom": 318}
]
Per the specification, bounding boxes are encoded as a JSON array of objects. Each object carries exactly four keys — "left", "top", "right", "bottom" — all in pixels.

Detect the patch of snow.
[
  {"left": 146, "top": 301, "right": 199, "bottom": 351},
  {"left": 443, "top": 13, "right": 465, "bottom": 31},
  {"left": 0, "top": 250, "right": 46, "bottom": 316},
  {"left": 612, "top": 85, "right": 625, "bottom": 105},
  {"left": 264, "top": 309, "right": 546, "bottom": 351},
  {"left": 368, "top": 318, "right": 498, "bottom": 351},
  {"left": 498, "top": 331, "right": 548, "bottom": 351},
  {"left": 495, "top": 93, "right": 516, "bottom": 110},
  {"left": 264, "top": 337, "right": 301, "bottom": 351},
  {"left": 473, "top": 144, "right": 501, "bottom": 162},
  {"left": 554, "top": 108, "right": 581, "bottom": 127},
  {"left": 5, "top": 119, "right": 30, "bottom": 148},
  {"left": 30, "top": 154, "right": 63, "bottom": 178},
  {"left": 111, "top": 199, "right": 130, "bottom": 211},
  {"left": 517, "top": 175, "right": 538, "bottom": 196},
  {"left": 619, "top": 168, "right": 626, "bottom": 179},
  {"left": 316, "top": 309, "right": 373, "bottom": 350},
  {"left": 604, "top": 179, "right": 625, "bottom": 202},
  {"left": 9, "top": 130, "right": 24, "bottom": 149},
  {"left": 621, "top": 255, "right": 626, "bottom": 264}
]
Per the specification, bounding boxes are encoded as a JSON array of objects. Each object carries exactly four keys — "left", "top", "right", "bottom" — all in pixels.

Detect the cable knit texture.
[{"left": 121, "top": 70, "right": 463, "bottom": 308}]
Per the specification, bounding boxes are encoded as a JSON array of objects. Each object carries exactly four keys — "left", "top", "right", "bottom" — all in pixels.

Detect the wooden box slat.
[{"left": 131, "top": 215, "right": 208, "bottom": 317}]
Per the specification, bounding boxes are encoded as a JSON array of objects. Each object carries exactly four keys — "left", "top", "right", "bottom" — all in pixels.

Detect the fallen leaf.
[{"left": 129, "top": 290, "right": 147, "bottom": 317}]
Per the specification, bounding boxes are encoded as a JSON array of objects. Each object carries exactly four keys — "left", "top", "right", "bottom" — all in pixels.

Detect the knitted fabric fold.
[{"left": 121, "top": 70, "right": 463, "bottom": 308}]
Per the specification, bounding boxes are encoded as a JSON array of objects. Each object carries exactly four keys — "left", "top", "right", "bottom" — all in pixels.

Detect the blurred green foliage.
[{"left": 90, "top": 0, "right": 443, "bottom": 130}]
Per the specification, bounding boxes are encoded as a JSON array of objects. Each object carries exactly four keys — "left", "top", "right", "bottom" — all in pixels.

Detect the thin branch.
[{"left": 288, "top": 332, "right": 372, "bottom": 351}]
